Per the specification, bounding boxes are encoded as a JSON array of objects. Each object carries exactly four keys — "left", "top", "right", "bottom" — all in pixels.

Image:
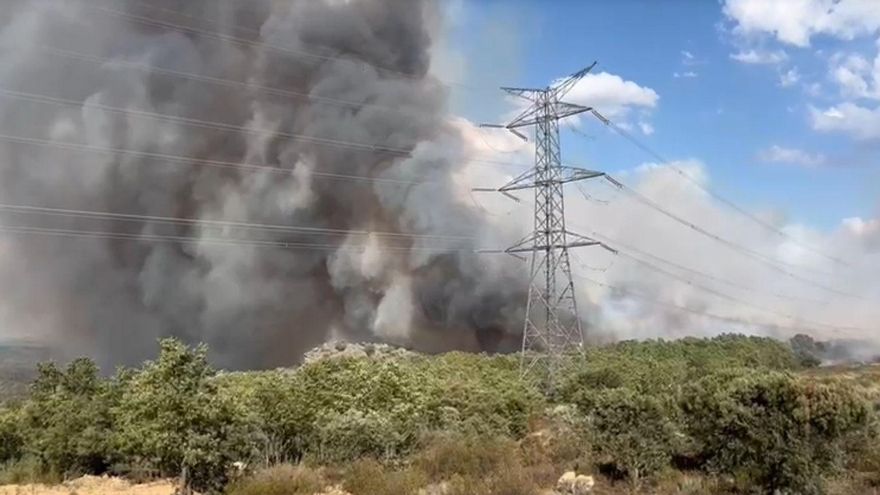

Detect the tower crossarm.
[
  {"left": 549, "top": 61, "right": 597, "bottom": 100},
  {"left": 498, "top": 167, "right": 606, "bottom": 192},
  {"left": 503, "top": 230, "right": 616, "bottom": 255},
  {"left": 501, "top": 87, "right": 543, "bottom": 102},
  {"left": 506, "top": 102, "right": 592, "bottom": 129}
]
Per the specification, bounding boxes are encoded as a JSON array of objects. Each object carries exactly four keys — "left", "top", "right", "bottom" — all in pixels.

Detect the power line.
[
  {"left": 526, "top": 182, "right": 864, "bottom": 300},
  {"left": 0, "top": 224, "right": 484, "bottom": 254},
  {"left": 0, "top": 133, "right": 438, "bottom": 187},
  {"left": 615, "top": 248, "right": 794, "bottom": 320},
  {"left": 586, "top": 229, "right": 825, "bottom": 305},
  {"left": 603, "top": 176, "right": 865, "bottom": 300},
  {"left": 0, "top": 87, "right": 410, "bottom": 157},
  {"left": 26, "top": 44, "right": 416, "bottom": 117},
  {"left": 570, "top": 251, "right": 615, "bottom": 273},
  {"left": 520, "top": 194, "right": 869, "bottom": 331},
  {"left": 577, "top": 274, "right": 845, "bottom": 336},
  {"left": 118, "top": 0, "right": 496, "bottom": 92},
  {"left": 586, "top": 238, "right": 872, "bottom": 333},
  {"left": 84, "top": 1, "right": 496, "bottom": 94},
  {"left": 0, "top": 88, "right": 530, "bottom": 170},
  {"left": 0, "top": 203, "right": 476, "bottom": 242},
  {"left": 574, "top": 182, "right": 611, "bottom": 206},
  {"left": 591, "top": 113, "right": 850, "bottom": 268}
]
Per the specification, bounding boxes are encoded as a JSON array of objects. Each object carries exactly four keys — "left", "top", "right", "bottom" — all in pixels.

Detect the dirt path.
[{"left": 0, "top": 475, "right": 180, "bottom": 495}]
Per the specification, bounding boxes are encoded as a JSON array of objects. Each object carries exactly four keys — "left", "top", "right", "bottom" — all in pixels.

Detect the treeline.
[{"left": 0, "top": 335, "right": 877, "bottom": 494}]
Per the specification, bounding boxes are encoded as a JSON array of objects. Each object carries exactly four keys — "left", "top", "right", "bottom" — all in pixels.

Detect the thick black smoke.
[{"left": 0, "top": 0, "right": 527, "bottom": 368}]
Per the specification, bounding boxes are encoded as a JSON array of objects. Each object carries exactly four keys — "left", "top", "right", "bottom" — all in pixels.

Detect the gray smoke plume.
[{"left": 0, "top": 0, "right": 527, "bottom": 368}]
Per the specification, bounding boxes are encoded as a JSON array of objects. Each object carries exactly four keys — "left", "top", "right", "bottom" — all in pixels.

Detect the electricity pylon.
[{"left": 481, "top": 63, "right": 614, "bottom": 385}]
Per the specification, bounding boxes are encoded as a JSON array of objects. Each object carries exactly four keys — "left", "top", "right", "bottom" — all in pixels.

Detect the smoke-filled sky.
[{"left": 0, "top": 0, "right": 878, "bottom": 368}]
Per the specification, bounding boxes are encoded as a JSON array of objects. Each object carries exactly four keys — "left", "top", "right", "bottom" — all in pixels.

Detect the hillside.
[
  {"left": 0, "top": 342, "right": 50, "bottom": 402},
  {"left": 2, "top": 334, "right": 879, "bottom": 494}
]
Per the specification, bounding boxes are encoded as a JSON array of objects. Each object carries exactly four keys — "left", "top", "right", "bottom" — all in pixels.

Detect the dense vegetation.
[{"left": 0, "top": 334, "right": 878, "bottom": 494}]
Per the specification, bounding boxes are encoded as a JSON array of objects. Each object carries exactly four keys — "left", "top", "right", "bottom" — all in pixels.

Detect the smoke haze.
[
  {"left": 0, "top": 0, "right": 526, "bottom": 368},
  {"left": 0, "top": 0, "right": 877, "bottom": 369}
]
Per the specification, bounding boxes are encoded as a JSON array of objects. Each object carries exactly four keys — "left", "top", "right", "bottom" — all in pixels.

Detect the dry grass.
[
  {"left": 413, "top": 433, "right": 520, "bottom": 480},
  {"left": 0, "top": 475, "right": 180, "bottom": 495},
  {"left": 225, "top": 464, "right": 325, "bottom": 495},
  {"left": 341, "top": 459, "right": 427, "bottom": 495}
]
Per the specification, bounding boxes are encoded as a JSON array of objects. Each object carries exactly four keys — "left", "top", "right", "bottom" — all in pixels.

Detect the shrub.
[
  {"left": 20, "top": 358, "right": 115, "bottom": 477},
  {"left": 313, "top": 409, "right": 406, "bottom": 463},
  {"left": 586, "top": 388, "right": 678, "bottom": 483},
  {"left": 421, "top": 353, "right": 542, "bottom": 438},
  {"left": 342, "top": 459, "right": 427, "bottom": 495},
  {"left": 280, "top": 352, "right": 541, "bottom": 463},
  {"left": 519, "top": 405, "right": 592, "bottom": 472},
  {"left": 286, "top": 356, "right": 432, "bottom": 461},
  {"left": 682, "top": 371, "right": 872, "bottom": 494},
  {"left": 445, "top": 466, "right": 540, "bottom": 495},
  {"left": 226, "top": 464, "right": 325, "bottom": 495},
  {"left": 0, "top": 406, "right": 22, "bottom": 463},
  {"left": 0, "top": 456, "right": 60, "bottom": 485},
  {"left": 114, "top": 338, "right": 250, "bottom": 493},
  {"left": 216, "top": 371, "right": 304, "bottom": 465},
  {"left": 414, "top": 433, "right": 520, "bottom": 481},
  {"left": 789, "top": 334, "right": 825, "bottom": 368}
]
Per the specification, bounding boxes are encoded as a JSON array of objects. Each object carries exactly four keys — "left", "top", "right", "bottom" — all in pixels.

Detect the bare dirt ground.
[{"left": 0, "top": 475, "right": 181, "bottom": 495}]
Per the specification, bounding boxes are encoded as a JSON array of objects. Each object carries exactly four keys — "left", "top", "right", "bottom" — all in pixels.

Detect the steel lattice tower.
[{"left": 482, "top": 63, "right": 613, "bottom": 384}]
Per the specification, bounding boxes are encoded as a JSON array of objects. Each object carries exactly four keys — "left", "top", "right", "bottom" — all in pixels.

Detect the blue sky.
[{"left": 441, "top": 0, "right": 880, "bottom": 231}]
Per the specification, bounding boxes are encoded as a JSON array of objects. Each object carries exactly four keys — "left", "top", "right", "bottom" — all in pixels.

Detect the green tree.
[
  {"left": 20, "top": 358, "right": 115, "bottom": 477},
  {"left": 216, "top": 371, "right": 305, "bottom": 465},
  {"left": 682, "top": 371, "right": 871, "bottom": 494},
  {"left": 789, "top": 334, "right": 825, "bottom": 368},
  {"left": 114, "top": 338, "right": 248, "bottom": 493},
  {"left": 586, "top": 388, "right": 678, "bottom": 484},
  {"left": 0, "top": 406, "right": 22, "bottom": 463}
]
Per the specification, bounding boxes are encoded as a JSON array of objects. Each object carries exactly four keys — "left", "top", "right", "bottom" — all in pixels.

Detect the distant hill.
[{"left": 0, "top": 341, "right": 50, "bottom": 402}]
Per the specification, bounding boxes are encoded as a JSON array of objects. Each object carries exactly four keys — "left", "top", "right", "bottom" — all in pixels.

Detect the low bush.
[
  {"left": 0, "top": 456, "right": 60, "bottom": 485},
  {"left": 414, "top": 432, "right": 520, "bottom": 481},
  {"left": 682, "top": 371, "right": 872, "bottom": 494},
  {"left": 519, "top": 405, "right": 592, "bottom": 473},
  {"left": 420, "top": 353, "right": 542, "bottom": 437},
  {"left": 225, "top": 463, "right": 324, "bottom": 495},
  {"left": 342, "top": 459, "right": 427, "bottom": 495},
  {"left": 313, "top": 409, "right": 407, "bottom": 463},
  {"left": 0, "top": 406, "right": 22, "bottom": 464},
  {"left": 586, "top": 388, "right": 679, "bottom": 484},
  {"left": 445, "top": 465, "right": 540, "bottom": 495}
]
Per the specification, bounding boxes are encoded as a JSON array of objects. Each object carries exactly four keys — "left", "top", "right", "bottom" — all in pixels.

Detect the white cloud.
[
  {"left": 723, "top": 0, "right": 880, "bottom": 46},
  {"left": 681, "top": 50, "right": 703, "bottom": 66},
  {"left": 639, "top": 122, "right": 655, "bottom": 135},
  {"left": 561, "top": 71, "right": 659, "bottom": 119},
  {"left": 459, "top": 118, "right": 880, "bottom": 343},
  {"left": 673, "top": 71, "right": 699, "bottom": 78},
  {"left": 730, "top": 49, "right": 789, "bottom": 64},
  {"left": 804, "top": 81, "right": 823, "bottom": 96},
  {"left": 779, "top": 68, "right": 801, "bottom": 87},
  {"left": 758, "top": 144, "right": 826, "bottom": 167},
  {"left": 828, "top": 48, "right": 880, "bottom": 100},
  {"left": 811, "top": 102, "right": 880, "bottom": 139}
]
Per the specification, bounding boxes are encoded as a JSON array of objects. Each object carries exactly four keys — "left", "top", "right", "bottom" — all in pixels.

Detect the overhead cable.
[
  {"left": 0, "top": 202, "right": 476, "bottom": 241},
  {"left": 0, "top": 88, "right": 530, "bottom": 170},
  {"left": 592, "top": 112, "right": 850, "bottom": 268}
]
